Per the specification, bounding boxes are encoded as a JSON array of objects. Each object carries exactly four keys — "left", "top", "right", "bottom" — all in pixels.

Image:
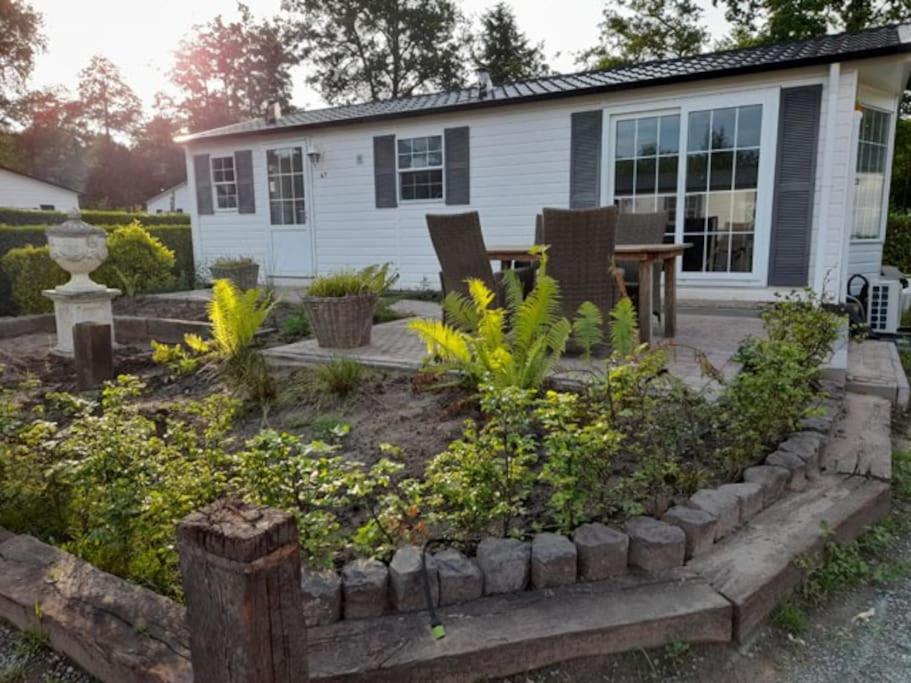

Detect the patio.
[{"left": 262, "top": 299, "right": 766, "bottom": 392}]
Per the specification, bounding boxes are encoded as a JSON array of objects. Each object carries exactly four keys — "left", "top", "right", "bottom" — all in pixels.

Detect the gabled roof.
[
  {"left": 177, "top": 23, "right": 911, "bottom": 144},
  {"left": 146, "top": 181, "right": 187, "bottom": 203},
  {"left": 0, "top": 164, "right": 79, "bottom": 194}
]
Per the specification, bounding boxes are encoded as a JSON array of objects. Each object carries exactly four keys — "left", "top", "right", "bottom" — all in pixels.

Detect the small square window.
[
  {"left": 211, "top": 156, "right": 238, "bottom": 210},
  {"left": 398, "top": 135, "right": 443, "bottom": 201}
]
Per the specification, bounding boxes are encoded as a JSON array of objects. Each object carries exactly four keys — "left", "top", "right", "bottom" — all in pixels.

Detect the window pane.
[
  {"left": 292, "top": 149, "right": 303, "bottom": 173},
  {"left": 852, "top": 107, "right": 891, "bottom": 238},
  {"left": 270, "top": 201, "right": 283, "bottom": 225},
  {"left": 413, "top": 137, "right": 427, "bottom": 153},
  {"left": 615, "top": 160, "right": 634, "bottom": 196},
  {"left": 685, "top": 194, "right": 706, "bottom": 230},
  {"left": 294, "top": 200, "right": 306, "bottom": 224},
  {"left": 659, "top": 116, "right": 680, "bottom": 154},
  {"left": 616, "top": 120, "right": 636, "bottom": 158},
  {"left": 397, "top": 139, "right": 412, "bottom": 155},
  {"left": 293, "top": 174, "right": 304, "bottom": 198},
  {"left": 637, "top": 117, "right": 658, "bottom": 156},
  {"left": 635, "top": 157, "right": 656, "bottom": 193},
  {"left": 658, "top": 156, "right": 678, "bottom": 193},
  {"left": 706, "top": 233, "right": 730, "bottom": 272},
  {"left": 686, "top": 153, "right": 708, "bottom": 192},
  {"left": 730, "top": 234, "right": 754, "bottom": 272},
  {"left": 731, "top": 191, "right": 757, "bottom": 231},
  {"left": 428, "top": 136, "right": 442, "bottom": 152},
  {"left": 706, "top": 192, "right": 733, "bottom": 232},
  {"left": 734, "top": 149, "right": 759, "bottom": 189},
  {"left": 428, "top": 150, "right": 443, "bottom": 166},
  {"left": 267, "top": 151, "right": 279, "bottom": 174},
  {"left": 737, "top": 105, "right": 762, "bottom": 148},
  {"left": 682, "top": 234, "right": 706, "bottom": 271},
  {"left": 634, "top": 196, "right": 657, "bottom": 213},
  {"left": 711, "top": 108, "right": 736, "bottom": 149},
  {"left": 709, "top": 151, "right": 734, "bottom": 191},
  {"left": 280, "top": 152, "right": 292, "bottom": 173},
  {"left": 688, "top": 111, "right": 710, "bottom": 151}
]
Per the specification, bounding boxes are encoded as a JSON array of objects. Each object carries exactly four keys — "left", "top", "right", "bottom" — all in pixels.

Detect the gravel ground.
[{"left": 0, "top": 622, "right": 95, "bottom": 682}]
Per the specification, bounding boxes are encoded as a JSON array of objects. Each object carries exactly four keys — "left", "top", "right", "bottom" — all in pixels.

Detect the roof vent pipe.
[
  {"left": 264, "top": 101, "right": 282, "bottom": 124},
  {"left": 476, "top": 68, "right": 491, "bottom": 98}
]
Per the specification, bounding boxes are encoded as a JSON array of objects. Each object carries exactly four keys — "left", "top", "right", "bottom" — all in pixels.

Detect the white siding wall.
[
  {"left": 185, "top": 63, "right": 871, "bottom": 297},
  {"left": 0, "top": 169, "right": 79, "bottom": 211},
  {"left": 146, "top": 183, "right": 190, "bottom": 214}
]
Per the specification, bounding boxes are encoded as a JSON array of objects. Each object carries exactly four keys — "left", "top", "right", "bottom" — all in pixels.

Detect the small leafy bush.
[
  {"left": 0, "top": 245, "right": 66, "bottom": 313},
  {"left": 151, "top": 340, "right": 202, "bottom": 377},
  {"left": 760, "top": 290, "right": 840, "bottom": 367},
  {"left": 317, "top": 357, "right": 365, "bottom": 398},
  {"left": 95, "top": 222, "right": 176, "bottom": 296},
  {"left": 282, "top": 307, "right": 311, "bottom": 339},
  {"left": 308, "top": 263, "right": 398, "bottom": 298}
]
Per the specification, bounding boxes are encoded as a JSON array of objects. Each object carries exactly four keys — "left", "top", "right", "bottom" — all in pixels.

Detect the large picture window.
[
  {"left": 682, "top": 105, "right": 762, "bottom": 273},
  {"left": 613, "top": 113, "right": 679, "bottom": 241},
  {"left": 398, "top": 135, "right": 443, "bottom": 201},
  {"left": 211, "top": 156, "right": 237, "bottom": 210},
  {"left": 267, "top": 147, "right": 306, "bottom": 225},
  {"left": 852, "top": 107, "right": 891, "bottom": 240}
]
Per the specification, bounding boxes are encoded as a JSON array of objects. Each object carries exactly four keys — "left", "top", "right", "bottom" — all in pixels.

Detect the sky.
[{"left": 29, "top": 0, "right": 732, "bottom": 113}]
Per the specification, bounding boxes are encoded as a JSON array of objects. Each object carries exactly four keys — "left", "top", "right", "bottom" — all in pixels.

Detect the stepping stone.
[
  {"left": 531, "top": 533, "right": 577, "bottom": 589},
  {"left": 624, "top": 517, "right": 685, "bottom": 572},
  {"left": 688, "top": 488, "right": 740, "bottom": 540},
  {"left": 743, "top": 465, "right": 790, "bottom": 507},
  {"left": 435, "top": 548, "right": 483, "bottom": 605},
  {"left": 572, "top": 523, "right": 628, "bottom": 581},
  {"left": 662, "top": 506, "right": 717, "bottom": 559},
  {"left": 341, "top": 558, "right": 388, "bottom": 619},
  {"left": 476, "top": 538, "right": 530, "bottom": 595},
  {"left": 301, "top": 567, "right": 341, "bottom": 626},
  {"left": 779, "top": 432, "right": 824, "bottom": 478},
  {"left": 765, "top": 450, "right": 808, "bottom": 492},
  {"left": 389, "top": 545, "right": 439, "bottom": 612},
  {"left": 718, "top": 483, "right": 764, "bottom": 523}
]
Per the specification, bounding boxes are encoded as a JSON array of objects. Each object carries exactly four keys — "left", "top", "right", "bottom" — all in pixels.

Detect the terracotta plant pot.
[
  {"left": 302, "top": 294, "right": 376, "bottom": 348},
  {"left": 209, "top": 262, "right": 259, "bottom": 290}
]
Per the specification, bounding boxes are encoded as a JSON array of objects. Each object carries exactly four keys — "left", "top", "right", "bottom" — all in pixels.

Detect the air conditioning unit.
[{"left": 867, "top": 277, "right": 902, "bottom": 335}]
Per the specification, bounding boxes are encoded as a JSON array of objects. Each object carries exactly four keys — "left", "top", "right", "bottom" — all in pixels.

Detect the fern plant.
[
  {"left": 608, "top": 297, "right": 639, "bottom": 358},
  {"left": 572, "top": 301, "right": 604, "bottom": 360},
  {"left": 408, "top": 249, "right": 574, "bottom": 391}
]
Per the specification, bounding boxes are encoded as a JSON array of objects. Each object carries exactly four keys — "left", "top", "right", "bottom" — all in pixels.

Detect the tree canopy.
[
  {"left": 285, "top": 0, "right": 466, "bottom": 104},
  {"left": 0, "top": 0, "right": 44, "bottom": 121},
  {"left": 78, "top": 55, "right": 143, "bottom": 140},
  {"left": 472, "top": 2, "right": 548, "bottom": 84},
  {"left": 580, "top": 0, "right": 709, "bottom": 68}
]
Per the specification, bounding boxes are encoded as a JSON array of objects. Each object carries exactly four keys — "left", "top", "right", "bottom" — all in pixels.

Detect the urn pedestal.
[{"left": 41, "top": 210, "right": 120, "bottom": 356}]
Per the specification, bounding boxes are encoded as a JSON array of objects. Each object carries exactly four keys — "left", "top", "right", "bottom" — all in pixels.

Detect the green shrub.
[
  {"left": 0, "top": 207, "right": 190, "bottom": 227},
  {"left": 0, "top": 245, "right": 66, "bottom": 314},
  {"left": 884, "top": 212, "right": 911, "bottom": 274},
  {"left": 95, "top": 223, "right": 177, "bottom": 295},
  {"left": 307, "top": 263, "right": 398, "bottom": 297},
  {"left": 317, "top": 358, "right": 365, "bottom": 398},
  {"left": 282, "top": 307, "right": 311, "bottom": 339}
]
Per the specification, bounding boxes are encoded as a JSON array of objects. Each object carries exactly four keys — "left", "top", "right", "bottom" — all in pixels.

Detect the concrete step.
[
  {"left": 846, "top": 340, "right": 909, "bottom": 410},
  {"left": 823, "top": 392, "right": 893, "bottom": 480}
]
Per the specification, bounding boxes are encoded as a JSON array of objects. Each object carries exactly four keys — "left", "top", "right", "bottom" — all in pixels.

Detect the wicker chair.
[
  {"left": 539, "top": 206, "right": 621, "bottom": 330},
  {"left": 426, "top": 212, "right": 532, "bottom": 308},
  {"left": 616, "top": 211, "right": 666, "bottom": 318}
]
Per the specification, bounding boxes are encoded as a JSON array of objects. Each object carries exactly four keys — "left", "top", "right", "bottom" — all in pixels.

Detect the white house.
[
  {"left": 176, "top": 24, "right": 911, "bottom": 303},
  {"left": 145, "top": 181, "right": 189, "bottom": 214},
  {"left": 0, "top": 165, "right": 79, "bottom": 212}
]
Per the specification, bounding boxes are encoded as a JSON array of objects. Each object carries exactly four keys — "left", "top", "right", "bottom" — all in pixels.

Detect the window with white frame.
[
  {"left": 398, "top": 135, "right": 443, "bottom": 201},
  {"left": 613, "top": 113, "right": 680, "bottom": 242},
  {"left": 211, "top": 155, "right": 237, "bottom": 210},
  {"left": 267, "top": 147, "right": 305, "bottom": 224},
  {"left": 682, "top": 105, "right": 762, "bottom": 273},
  {"left": 852, "top": 106, "right": 891, "bottom": 240}
]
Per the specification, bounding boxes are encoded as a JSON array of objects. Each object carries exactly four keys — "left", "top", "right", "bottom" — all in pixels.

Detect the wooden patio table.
[{"left": 486, "top": 243, "right": 692, "bottom": 344}]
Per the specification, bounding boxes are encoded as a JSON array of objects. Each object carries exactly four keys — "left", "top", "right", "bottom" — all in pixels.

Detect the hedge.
[
  {"left": 0, "top": 223, "right": 194, "bottom": 315},
  {"left": 0, "top": 208, "right": 190, "bottom": 227},
  {"left": 883, "top": 212, "right": 911, "bottom": 275}
]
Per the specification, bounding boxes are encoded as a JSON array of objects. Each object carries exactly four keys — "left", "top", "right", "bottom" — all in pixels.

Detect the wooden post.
[
  {"left": 637, "top": 259, "right": 653, "bottom": 345},
  {"left": 663, "top": 257, "right": 677, "bottom": 339},
  {"left": 176, "top": 498, "right": 309, "bottom": 683},
  {"left": 72, "top": 322, "right": 113, "bottom": 390}
]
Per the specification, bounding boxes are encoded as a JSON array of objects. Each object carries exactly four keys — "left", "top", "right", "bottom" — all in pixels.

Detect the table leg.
[
  {"left": 663, "top": 257, "right": 677, "bottom": 338},
  {"left": 638, "top": 260, "right": 652, "bottom": 345}
]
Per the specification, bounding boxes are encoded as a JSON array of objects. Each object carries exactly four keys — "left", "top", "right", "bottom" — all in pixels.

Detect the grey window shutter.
[
  {"left": 374, "top": 135, "right": 397, "bottom": 208},
  {"left": 193, "top": 154, "right": 213, "bottom": 215},
  {"left": 234, "top": 150, "right": 255, "bottom": 214},
  {"left": 768, "top": 85, "right": 822, "bottom": 286},
  {"left": 444, "top": 126, "right": 470, "bottom": 205},
  {"left": 569, "top": 111, "right": 603, "bottom": 208}
]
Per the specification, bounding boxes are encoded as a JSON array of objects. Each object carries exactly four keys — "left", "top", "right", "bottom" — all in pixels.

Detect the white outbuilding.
[
  {"left": 0, "top": 165, "right": 79, "bottom": 211},
  {"left": 145, "top": 181, "right": 189, "bottom": 214}
]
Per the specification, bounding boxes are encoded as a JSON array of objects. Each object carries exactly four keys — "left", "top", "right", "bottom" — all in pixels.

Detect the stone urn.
[
  {"left": 46, "top": 210, "right": 110, "bottom": 292},
  {"left": 43, "top": 210, "right": 120, "bottom": 355}
]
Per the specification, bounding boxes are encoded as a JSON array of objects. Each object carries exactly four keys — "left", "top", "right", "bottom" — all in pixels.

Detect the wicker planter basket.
[
  {"left": 302, "top": 294, "right": 376, "bottom": 348},
  {"left": 209, "top": 263, "right": 259, "bottom": 290}
]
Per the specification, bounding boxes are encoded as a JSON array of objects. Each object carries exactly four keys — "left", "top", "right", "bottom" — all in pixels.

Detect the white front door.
[{"left": 266, "top": 145, "right": 313, "bottom": 277}]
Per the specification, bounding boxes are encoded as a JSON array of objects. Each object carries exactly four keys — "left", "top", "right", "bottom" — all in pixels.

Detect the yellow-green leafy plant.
[
  {"left": 408, "top": 249, "right": 574, "bottom": 391},
  {"left": 95, "top": 222, "right": 176, "bottom": 295},
  {"left": 572, "top": 301, "right": 604, "bottom": 359}
]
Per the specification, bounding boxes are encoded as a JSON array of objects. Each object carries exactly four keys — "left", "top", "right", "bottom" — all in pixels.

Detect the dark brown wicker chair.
[
  {"left": 616, "top": 211, "right": 666, "bottom": 318},
  {"left": 539, "top": 206, "right": 621, "bottom": 329},
  {"left": 426, "top": 211, "right": 533, "bottom": 308}
]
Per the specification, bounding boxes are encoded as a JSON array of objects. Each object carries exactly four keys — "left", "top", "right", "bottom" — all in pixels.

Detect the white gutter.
[{"left": 813, "top": 62, "right": 841, "bottom": 297}]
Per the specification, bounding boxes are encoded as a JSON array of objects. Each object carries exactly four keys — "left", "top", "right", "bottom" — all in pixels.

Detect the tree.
[
  {"left": 285, "top": 0, "right": 466, "bottom": 104},
  {"left": 133, "top": 114, "right": 186, "bottom": 200},
  {"left": 471, "top": 3, "right": 548, "bottom": 84},
  {"left": 713, "top": 0, "right": 911, "bottom": 46},
  {"left": 171, "top": 4, "right": 297, "bottom": 132},
  {"left": 0, "top": 0, "right": 45, "bottom": 121},
  {"left": 77, "top": 55, "right": 142, "bottom": 141},
  {"left": 82, "top": 137, "right": 138, "bottom": 209},
  {"left": 579, "top": 0, "right": 709, "bottom": 68}
]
